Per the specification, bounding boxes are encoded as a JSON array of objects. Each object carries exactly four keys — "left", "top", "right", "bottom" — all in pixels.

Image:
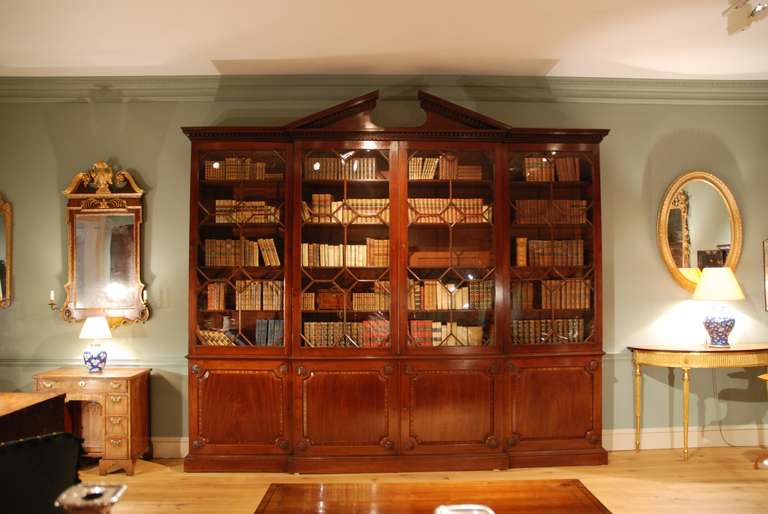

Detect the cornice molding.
[{"left": 0, "top": 75, "right": 767, "bottom": 105}]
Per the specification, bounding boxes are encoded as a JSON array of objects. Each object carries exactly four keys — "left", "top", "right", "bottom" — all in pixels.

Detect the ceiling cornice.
[{"left": 0, "top": 75, "right": 767, "bottom": 105}]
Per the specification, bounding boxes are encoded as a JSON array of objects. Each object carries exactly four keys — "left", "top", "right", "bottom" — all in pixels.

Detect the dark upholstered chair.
[{"left": 0, "top": 432, "right": 83, "bottom": 514}]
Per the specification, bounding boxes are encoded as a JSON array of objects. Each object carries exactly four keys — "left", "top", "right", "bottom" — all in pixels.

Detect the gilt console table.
[{"left": 629, "top": 344, "right": 768, "bottom": 461}]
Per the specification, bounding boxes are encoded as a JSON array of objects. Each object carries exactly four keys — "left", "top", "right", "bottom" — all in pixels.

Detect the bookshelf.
[
  {"left": 509, "top": 153, "right": 595, "bottom": 347},
  {"left": 193, "top": 149, "right": 287, "bottom": 349},
  {"left": 184, "top": 90, "right": 607, "bottom": 473},
  {"left": 299, "top": 148, "right": 393, "bottom": 350},
  {"left": 406, "top": 149, "right": 495, "bottom": 350}
]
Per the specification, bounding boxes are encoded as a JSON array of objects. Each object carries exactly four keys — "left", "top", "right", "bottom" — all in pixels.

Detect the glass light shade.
[
  {"left": 79, "top": 316, "right": 112, "bottom": 340},
  {"left": 691, "top": 267, "right": 745, "bottom": 302}
]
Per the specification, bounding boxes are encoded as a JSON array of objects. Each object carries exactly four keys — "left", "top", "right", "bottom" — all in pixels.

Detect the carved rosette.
[
  {"left": 191, "top": 437, "right": 208, "bottom": 449},
  {"left": 295, "top": 438, "right": 311, "bottom": 452},
  {"left": 585, "top": 430, "right": 600, "bottom": 445},
  {"left": 379, "top": 437, "right": 395, "bottom": 451},
  {"left": 484, "top": 435, "right": 500, "bottom": 449},
  {"left": 506, "top": 433, "right": 521, "bottom": 448}
]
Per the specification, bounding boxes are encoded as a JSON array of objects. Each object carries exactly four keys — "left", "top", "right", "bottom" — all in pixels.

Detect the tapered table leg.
[
  {"left": 634, "top": 358, "right": 642, "bottom": 451},
  {"left": 682, "top": 367, "right": 690, "bottom": 461}
]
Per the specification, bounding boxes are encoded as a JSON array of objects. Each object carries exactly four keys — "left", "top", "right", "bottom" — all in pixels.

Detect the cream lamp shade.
[
  {"left": 79, "top": 316, "right": 113, "bottom": 340},
  {"left": 691, "top": 267, "right": 745, "bottom": 301}
]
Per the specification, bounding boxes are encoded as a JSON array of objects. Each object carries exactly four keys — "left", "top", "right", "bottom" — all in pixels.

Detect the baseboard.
[
  {"left": 603, "top": 424, "right": 768, "bottom": 451},
  {"left": 151, "top": 426, "right": 768, "bottom": 460},
  {"left": 151, "top": 437, "right": 189, "bottom": 458}
]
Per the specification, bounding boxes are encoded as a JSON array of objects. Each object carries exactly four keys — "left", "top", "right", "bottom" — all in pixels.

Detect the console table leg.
[
  {"left": 682, "top": 367, "right": 690, "bottom": 461},
  {"left": 634, "top": 360, "right": 642, "bottom": 451}
]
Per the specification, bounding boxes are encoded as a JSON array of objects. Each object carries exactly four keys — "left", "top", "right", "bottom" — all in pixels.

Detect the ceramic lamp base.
[
  {"left": 83, "top": 350, "right": 108, "bottom": 373},
  {"left": 703, "top": 316, "right": 735, "bottom": 347}
]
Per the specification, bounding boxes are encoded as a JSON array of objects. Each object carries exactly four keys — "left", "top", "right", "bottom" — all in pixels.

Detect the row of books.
[
  {"left": 300, "top": 286, "right": 391, "bottom": 312},
  {"left": 408, "top": 198, "right": 492, "bottom": 224},
  {"left": 204, "top": 158, "right": 283, "bottom": 182},
  {"left": 408, "top": 155, "right": 484, "bottom": 181},
  {"left": 522, "top": 156, "right": 581, "bottom": 182},
  {"left": 541, "top": 279, "right": 591, "bottom": 310},
  {"left": 510, "top": 318, "right": 585, "bottom": 344},
  {"left": 203, "top": 238, "right": 281, "bottom": 267},
  {"left": 301, "top": 239, "right": 389, "bottom": 267},
  {"left": 510, "top": 280, "right": 591, "bottom": 311},
  {"left": 235, "top": 280, "right": 283, "bottom": 311},
  {"left": 302, "top": 195, "right": 390, "bottom": 224},
  {"left": 514, "top": 238, "right": 585, "bottom": 267},
  {"left": 197, "top": 320, "right": 284, "bottom": 347},
  {"left": 514, "top": 200, "right": 587, "bottom": 225},
  {"left": 214, "top": 200, "right": 280, "bottom": 224},
  {"left": 254, "top": 319, "right": 284, "bottom": 346},
  {"left": 304, "top": 157, "right": 378, "bottom": 180},
  {"left": 408, "top": 279, "right": 493, "bottom": 311},
  {"left": 409, "top": 320, "right": 485, "bottom": 346},
  {"left": 351, "top": 289, "right": 391, "bottom": 311},
  {"left": 302, "top": 320, "right": 389, "bottom": 348}
]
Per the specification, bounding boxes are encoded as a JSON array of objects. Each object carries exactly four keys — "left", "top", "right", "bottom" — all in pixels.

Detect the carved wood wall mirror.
[
  {"left": 62, "top": 161, "right": 149, "bottom": 326},
  {"left": 0, "top": 193, "right": 12, "bottom": 308},
  {"left": 657, "top": 171, "right": 742, "bottom": 292}
]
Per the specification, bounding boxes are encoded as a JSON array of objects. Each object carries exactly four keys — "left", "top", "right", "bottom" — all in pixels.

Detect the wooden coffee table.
[{"left": 254, "top": 480, "right": 611, "bottom": 514}]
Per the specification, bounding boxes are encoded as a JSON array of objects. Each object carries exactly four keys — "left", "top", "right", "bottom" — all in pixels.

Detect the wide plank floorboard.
[{"left": 79, "top": 447, "right": 768, "bottom": 514}]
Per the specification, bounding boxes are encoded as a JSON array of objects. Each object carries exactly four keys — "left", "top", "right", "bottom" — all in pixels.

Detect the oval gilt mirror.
[{"left": 657, "top": 171, "right": 742, "bottom": 292}]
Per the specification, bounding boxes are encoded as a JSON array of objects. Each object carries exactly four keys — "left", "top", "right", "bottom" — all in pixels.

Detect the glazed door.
[
  {"left": 400, "top": 358, "right": 504, "bottom": 455},
  {"left": 293, "top": 360, "right": 399, "bottom": 456},
  {"left": 506, "top": 355, "right": 602, "bottom": 452},
  {"left": 188, "top": 359, "right": 291, "bottom": 455}
]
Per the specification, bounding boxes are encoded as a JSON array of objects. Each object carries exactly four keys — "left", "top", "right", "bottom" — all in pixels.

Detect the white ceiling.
[{"left": 1, "top": 0, "right": 767, "bottom": 79}]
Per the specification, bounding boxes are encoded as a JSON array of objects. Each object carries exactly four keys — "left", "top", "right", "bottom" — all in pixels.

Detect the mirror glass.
[
  {"left": 658, "top": 171, "right": 741, "bottom": 291},
  {"left": 74, "top": 214, "right": 137, "bottom": 309}
]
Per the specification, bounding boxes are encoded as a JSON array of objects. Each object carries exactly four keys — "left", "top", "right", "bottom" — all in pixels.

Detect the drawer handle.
[
  {"left": 78, "top": 380, "right": 86, "bottom": 388},
  {"left": 109, "top": 439, "right": 122, "bottom": 447},
  {"left": 110, "top": 381, "right": 122, "bottom": 390},
  {"left": 109, "top": 417, "right": 123, "bottom": 425},
  {"left": 109, "top": 395, "right": 123, "bottom": 403},
  {"left": 42, "top": 381, "right": 54, "bottom": 389}
]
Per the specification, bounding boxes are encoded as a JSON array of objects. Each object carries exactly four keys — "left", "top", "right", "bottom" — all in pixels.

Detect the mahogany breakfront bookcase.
[{"left": 184, "top": 91, "right": 608, "bottom": 472}]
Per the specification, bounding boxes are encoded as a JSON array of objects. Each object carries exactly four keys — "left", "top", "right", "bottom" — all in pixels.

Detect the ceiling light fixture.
[{"left": 752, "top": 2, "right": 768, "bottom": 16}]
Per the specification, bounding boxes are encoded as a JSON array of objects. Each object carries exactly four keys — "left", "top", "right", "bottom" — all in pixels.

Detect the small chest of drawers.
[{"left": 33, "top": 367, "right": 151, "bottom": 475}]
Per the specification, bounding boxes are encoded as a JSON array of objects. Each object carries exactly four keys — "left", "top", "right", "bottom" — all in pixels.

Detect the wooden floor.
[{"left": 80, "top": 448, "right": 768, "bottom": 514}]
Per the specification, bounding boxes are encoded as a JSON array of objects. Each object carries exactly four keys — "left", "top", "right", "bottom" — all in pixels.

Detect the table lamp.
[
  {"left": 80, "top": 316, "right": 112, "bottom": 372},
  {"left": 691, "top": 267, "right": 745, "bottom": 347}
]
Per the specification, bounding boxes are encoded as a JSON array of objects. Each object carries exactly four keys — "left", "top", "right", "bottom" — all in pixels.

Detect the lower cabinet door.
[
  {"left": 507, "top": 355, "right": 602, "bottom": 452},
  {"left": 188, "top": 359, "right": 291, "bottom": 455},
  {"left": 401, "top": 359, "right": 504, "bottom": 455},
  {"left": 293, "top": 360, "right": 398, "bottom": 456}
]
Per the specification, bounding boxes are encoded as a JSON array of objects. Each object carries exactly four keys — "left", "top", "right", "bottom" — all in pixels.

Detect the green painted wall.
[{"left": 0, "top": 76, "right": 766, "bottom": 438}]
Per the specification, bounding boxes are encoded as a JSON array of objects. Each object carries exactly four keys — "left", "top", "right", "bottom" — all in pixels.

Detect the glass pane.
[
  {"left": 406, "top": 150, "right": 495, "bottom": 348},
  {"left": 195, "top": 150, "right": 286, "bottom": 348},
  {"left": 300, "top": 149, "right": 391, "bottom": 349},
  {"left": 509, "top": 151, "right": 594, "bottom": 345}
]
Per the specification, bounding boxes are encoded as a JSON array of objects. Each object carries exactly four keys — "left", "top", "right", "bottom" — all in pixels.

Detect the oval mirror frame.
[{"left": 657, "top": 171, "right": 742, "bottom": 292}]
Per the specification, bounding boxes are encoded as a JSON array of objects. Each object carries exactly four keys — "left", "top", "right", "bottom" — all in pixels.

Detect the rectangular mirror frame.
[{"left": 62, "top": 161, "right": 148, "bottom": 326}]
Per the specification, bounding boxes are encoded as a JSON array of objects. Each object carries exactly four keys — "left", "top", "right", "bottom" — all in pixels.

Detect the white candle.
[
  {"left": 142, "top": 290, "right": 148, "bottom": 302},
  {"left": 49, "top": 290, "right": 55, "bottom": 302}
]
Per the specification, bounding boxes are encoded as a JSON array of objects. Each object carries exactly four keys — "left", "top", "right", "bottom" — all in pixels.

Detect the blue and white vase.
[
  {"left": 83, "top": 349, "right": 108, "bottom": 373},
  {"left": 703, "top": 316, "right": 735, "bottom": 347}
]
